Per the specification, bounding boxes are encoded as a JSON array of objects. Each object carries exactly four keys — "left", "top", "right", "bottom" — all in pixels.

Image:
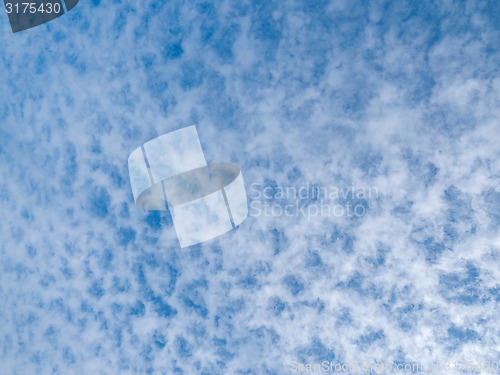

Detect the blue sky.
[{"left": 1, "top": 0, "right": 500, "bottom": 374}]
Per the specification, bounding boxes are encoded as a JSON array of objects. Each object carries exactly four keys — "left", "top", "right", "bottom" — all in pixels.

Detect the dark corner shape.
[{"left": 3, "top": 0, "right": 79, "bottom": 33}]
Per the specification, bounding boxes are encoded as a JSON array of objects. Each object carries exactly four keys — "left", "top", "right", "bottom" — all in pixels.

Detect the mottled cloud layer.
[{"left": 0, "top": 0, "right": 499, "bottom": 374}]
